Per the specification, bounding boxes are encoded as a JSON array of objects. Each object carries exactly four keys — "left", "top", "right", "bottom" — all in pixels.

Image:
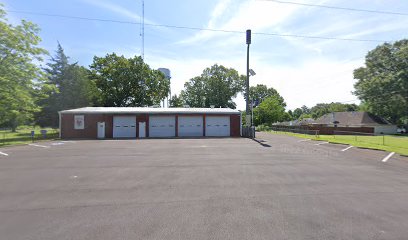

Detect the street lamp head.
[
  {"left": 249, "top": 69, "right": 256, "bottom": 76},
  {"left": 246, "top": 29, "right": 251, "bottom": 44}
]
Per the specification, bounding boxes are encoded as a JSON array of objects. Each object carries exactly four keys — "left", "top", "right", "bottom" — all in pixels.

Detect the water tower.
[{"left": 158, "top": 68, "right": 171, "bottom": 107}]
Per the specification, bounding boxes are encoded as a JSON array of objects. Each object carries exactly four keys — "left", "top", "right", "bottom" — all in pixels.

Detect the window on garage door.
[
  {"left": 113, "top": 116, "right": 136, "bottom": 138},
  {"left": 178, "top": 116, "right": 203, "bottom": 137},
  {"left": 149, "top": 116, "right": 176, "bottom": 137},
  {"left": 205, "top": 116, "right": 230, "bottom": 137}
]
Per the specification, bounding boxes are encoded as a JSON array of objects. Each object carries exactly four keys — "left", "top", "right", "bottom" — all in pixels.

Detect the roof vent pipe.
[{"left": 210, "top": 105, "right": 215, "bottom": 109}]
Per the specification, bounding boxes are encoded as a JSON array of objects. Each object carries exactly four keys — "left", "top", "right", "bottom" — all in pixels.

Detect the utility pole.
[{"left": 245, "top": 29, "right": 252, "bottom": 137}]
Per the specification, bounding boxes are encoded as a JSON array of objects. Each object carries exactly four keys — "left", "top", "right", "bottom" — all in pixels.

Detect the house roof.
[
  {"left": 59, "top": 107, "right": 240, "bottom": 115},
  {"left": 314, "top": 112, "right": 391, "bottom": 126}
]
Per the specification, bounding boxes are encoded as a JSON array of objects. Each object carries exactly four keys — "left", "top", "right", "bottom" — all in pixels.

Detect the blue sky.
[{"left": 3, "top": 0, "right": 408, "bottom": 110}]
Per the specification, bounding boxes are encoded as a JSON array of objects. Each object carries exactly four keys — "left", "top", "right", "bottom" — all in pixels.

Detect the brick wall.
[
  {"left": 230, "top": 114, "right": 241, "bottom": 137},
  {"left": 60, "top": 114, "right": 113, "bottom": 139},
  {"left": 272, "top": 125, "right": 375, "bottom": 135}
]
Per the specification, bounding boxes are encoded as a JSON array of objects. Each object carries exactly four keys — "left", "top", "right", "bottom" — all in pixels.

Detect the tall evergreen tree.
[
  {"left": 36, "top": 43, "right": 68, "bottom": 127},
  {"left": 37, "top": 43, "right": 97, "bottom": 127},
  {"left": 46, "top": 42, "right": 69, "bottom": 86}
]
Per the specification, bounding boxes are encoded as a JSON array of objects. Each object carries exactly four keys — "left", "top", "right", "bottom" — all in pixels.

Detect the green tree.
[
  {"left": 169, "top": 94, "right": 184, "bottom": 107},
  {"left": 0, "top": 6, "right": 49, "bottom": 131},
  {"left": 310, "top": 102, "right": 359, "bottom": 119},
  {"left": 301, "top": 105, "right": 310, "bottom": 114},
  {"left": 59, "top": 64, "right": 98, "bottom": 109},
  {"left": 293, "top": 108, "right": 303, "bottom": 119},
  {"left": 45, "top": 42, "right": 69, "bottom": 86},
  {"left": 249, "top": 84, "right": 285, "bottom": 106},
  {"left": 36, "top": 44, "right": 98, "bottom": 127},
  {"left": 253, "top": 96, "right": 287, "bottom": 126},
  {"left": 89, "top": 53, "right": 169, "bottom": 107},
  {"left": 180, "top": 76, "right": 206, "bottom": 107},
  {"left": 310, "top": 103, "right": 330, "bottom": 119},
  {"left": 181, "top": 64, "right": 245, "bottom": 108},
  {"left": 354, "top": 39, "right": 408, "bottom": 123},
  {"left": 287, "top": 110, "right": 294, "bottom": 120},
  {"left": 299, "top": 113, "right": 312, "bottom": 120}
]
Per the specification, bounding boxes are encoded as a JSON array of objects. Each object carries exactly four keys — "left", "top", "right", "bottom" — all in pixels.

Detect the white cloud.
[
  {"left": 179, "top": 0, "right": 303, "bottom": 45},
  {"left": 208, "top": 0, "right": 232, "bottom": 28},
  {"left": 81, "top": 0, "right": 155, "bottom": 25}
]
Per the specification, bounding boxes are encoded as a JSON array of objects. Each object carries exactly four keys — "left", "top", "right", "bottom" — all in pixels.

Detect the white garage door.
[
  {"left": 205, "top": 116, "right": 230, "bottom": 137},
  {"left": 113, "top": 116, "right": 136, "bottom": 138},
  {"left": 149, "top": 116, "right": 175, "bottom": 137},
  {"left": 178, "top": 116, "right": 203, "bottom": 137}
]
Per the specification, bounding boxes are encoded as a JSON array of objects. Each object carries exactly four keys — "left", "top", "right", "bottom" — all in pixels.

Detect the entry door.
[
  {"left": 113, "top": 116, "right": 136, "bottom": 138},
  {"left": 205, "top": 116, "right": 230, "bottom": 137},
  {"left": 97, "top": 122, "right": 105, "bottom": 139},
  {"left": 178, "top": 116, "right": 203, "bottom": 137},
  {"left": 149, "top": 116, "right": 175, "bottom": 137},
  {"left": 139, "top": 122, "right": 146, "bottom": 138}
]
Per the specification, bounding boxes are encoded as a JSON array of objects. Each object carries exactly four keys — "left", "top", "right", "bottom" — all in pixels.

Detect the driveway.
[{"left": 0, "top": 133, "right": 407, "bottom": 240}]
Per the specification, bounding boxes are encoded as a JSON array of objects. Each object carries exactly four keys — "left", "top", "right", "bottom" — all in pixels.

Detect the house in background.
[{"left": 314, "top": 112, "right": 398, "bottom": 134}]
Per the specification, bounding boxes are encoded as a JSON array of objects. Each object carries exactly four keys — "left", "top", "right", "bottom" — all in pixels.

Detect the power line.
[
  {"left": 259, "top": 0, "right": 408, "bottom": 16},
  {"left": 6, "top": 9, "right": 390, "bottom": 43}
]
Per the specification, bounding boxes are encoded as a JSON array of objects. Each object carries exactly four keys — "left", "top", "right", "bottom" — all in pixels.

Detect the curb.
[
  {"left": 327, "top": 141, "right": 349, "bottom": 146},
  {"left": 356, "top": 146, "right": 386, "bottom": 152}
]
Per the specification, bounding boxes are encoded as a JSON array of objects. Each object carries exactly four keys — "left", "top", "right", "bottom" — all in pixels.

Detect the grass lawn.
[
  {"left": 0, "top": 127, "right": 59, "bottom": 147},
  {"left": 267, "top": 131, "right": 408, "bottom": 156}
]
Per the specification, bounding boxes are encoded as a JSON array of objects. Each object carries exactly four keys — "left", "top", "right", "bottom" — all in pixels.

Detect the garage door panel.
[
  {"left": 113, "top": 116, "right": 136, "bottom": 138},
  {"left": 205, "top": 116, "right": 230, "bottom": 137},
  {"left": 149, "top": 116, "right": 176, "bottom": 137},
  {"left": 178, "top": 116, "right": 203, "bottom": 137}
]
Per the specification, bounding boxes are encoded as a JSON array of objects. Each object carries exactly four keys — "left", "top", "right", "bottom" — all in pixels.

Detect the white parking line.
[
  {"left": 29, "top": 144, "right": 50, "bottom": 148},
  {"left": 341, "top": 146, "right": 353, "bottom": 152},
  {"left": 298, "top": 139, "right": 311, "bottom": 142},
  {"left": 381, "top": 152, "right": 395, "bottom": 163},
  {"left": 51, "top": 142, "right": 64, "bottom": 146},
  {"left": 0, "top": 151, "right": 8, "bottom": 156},
  {"left": 315, "top": 142, "right": 329, "bottom": 146}
]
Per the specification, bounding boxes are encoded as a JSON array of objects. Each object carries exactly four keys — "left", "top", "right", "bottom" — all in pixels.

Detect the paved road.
[{"left": 0, "top": 133, "right": 407, "bottom": 240}]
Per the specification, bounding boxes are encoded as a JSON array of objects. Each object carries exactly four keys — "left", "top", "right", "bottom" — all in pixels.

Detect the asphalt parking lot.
[{"left": 1, "top": 132, "right": 408, "bottom": 240}]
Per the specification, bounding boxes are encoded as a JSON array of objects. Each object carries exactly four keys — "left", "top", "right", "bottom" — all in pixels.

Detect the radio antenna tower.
[{"left": 141, "top": 0, "right": 144, "bottom": 59}]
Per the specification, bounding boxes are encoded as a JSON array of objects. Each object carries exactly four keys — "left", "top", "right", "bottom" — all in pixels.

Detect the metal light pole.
[{"left": 245, "top": 29, "right": 251, "bottom": 131}]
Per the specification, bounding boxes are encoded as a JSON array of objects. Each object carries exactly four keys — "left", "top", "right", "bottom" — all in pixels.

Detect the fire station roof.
[{"left": 59, "top": 107, "right": 240, "bottom": 115}]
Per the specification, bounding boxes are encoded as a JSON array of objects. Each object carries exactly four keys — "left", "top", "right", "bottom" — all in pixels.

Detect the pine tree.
[{"left": 36, "top": 43, "right": 97, "bottom": 127}]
